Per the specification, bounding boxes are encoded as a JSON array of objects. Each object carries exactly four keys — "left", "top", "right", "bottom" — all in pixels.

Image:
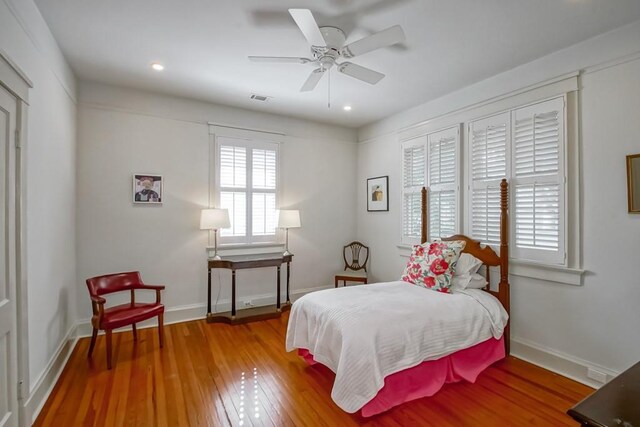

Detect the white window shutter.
[
  {"left": 401, "top": 138, "right": 426, "bottom": 244},
  {"left": 469, "top": 113, "right": 509, "bottom": 245},
  {"left": 512, "top": 97, "right": 565, "bottom": 264},
  {"left": 428, "top": 126, "right": 459, "bottom": 239},
  {"left": 216, "top": 136, "right": 279, "bottom": 244}
]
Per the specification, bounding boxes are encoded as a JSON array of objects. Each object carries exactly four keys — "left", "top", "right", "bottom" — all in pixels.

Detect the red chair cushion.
[{"left": 101, "top": 302, "right": 164, "bottom": 330}]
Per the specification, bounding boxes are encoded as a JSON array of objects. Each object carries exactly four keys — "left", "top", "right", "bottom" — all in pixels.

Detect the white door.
[{"left": 0, "top": 84, "right": 18, "bottom": 427}]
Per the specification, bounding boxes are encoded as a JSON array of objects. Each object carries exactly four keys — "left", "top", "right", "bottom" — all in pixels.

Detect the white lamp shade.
[
  {"left": 277, "top": 209, "right": 301, "bottom": 228},
  {"left": 200, "top": 208, "right": 230, "bottom": 230}
]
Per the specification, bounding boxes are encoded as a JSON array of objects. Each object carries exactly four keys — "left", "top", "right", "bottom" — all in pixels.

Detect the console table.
[
  {"left": 567, "top": 361, "right": 639, "bottom": 427},
  {"left": 206, "top": 254, "right": 293, "bottom": 325}
]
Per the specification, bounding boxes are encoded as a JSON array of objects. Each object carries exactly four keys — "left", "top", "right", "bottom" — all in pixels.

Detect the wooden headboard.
[{"left": 420, "top": 179, "right": 511, "bottom": 355}]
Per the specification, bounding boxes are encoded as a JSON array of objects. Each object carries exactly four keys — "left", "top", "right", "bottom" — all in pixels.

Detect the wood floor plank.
[{"left": 34, "top": 313, "right": 592, "bottom": 426}]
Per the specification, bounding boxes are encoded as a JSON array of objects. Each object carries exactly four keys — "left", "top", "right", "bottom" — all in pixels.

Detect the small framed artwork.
[
  {"left": 367, "top": 176, "right": 389, "bottom": 212},
  {"left": 133, "top": 174, "right": 162, "bottom": 204}
]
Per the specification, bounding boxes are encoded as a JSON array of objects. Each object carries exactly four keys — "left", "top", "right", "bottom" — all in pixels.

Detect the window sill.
[
  {"left": 206, "top": 242, "right": 285, "bottom": 257},
  {"left": 397, "top": 244, "right": 584, "bottom": 286},
  {"left": 510, "top": 260, "right": 584, "bottom": 286}
]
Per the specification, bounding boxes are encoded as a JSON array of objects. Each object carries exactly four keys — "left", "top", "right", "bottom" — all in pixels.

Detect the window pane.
[
  {"left": 403, "top": 191, "right": 422, "bottom": 239},
  {"left": 403, "top": 145, "right": 425, "bottom": 188},
  {"left": 429, "top": 136, "right": 456, "bottom": 186},
  {"left": 252, "top": 149, "right": 277, "bottom": 189},
  {"left": 429, "top": 190, "right": 456, "bottom": 239},
  {"left": 471, "top": 186, "right": 501, "bottom": 244},
  {"left": 220, "top": 145, "right": 246, "bottom": 188},
  {"left": 515, "top": 108, "right": 560, "bottom": 178},
  {"left": 515, "top": 184, "right": 559, "bottom": 250},
  {"left": 252, "top": 193, "right": 276, "bottom": 236},
  {"left": 471, "top": 123, "right": 507, "bottom": 181},
  {"left": 220, "top": 191, "right": 246, "bottom": 237}
]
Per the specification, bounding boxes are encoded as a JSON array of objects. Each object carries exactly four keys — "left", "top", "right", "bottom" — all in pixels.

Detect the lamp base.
[
  {"left": 211, "top": 254, "right": 222, "bottom": 260},
  {"left": 282, "top": 250, "right": 293, "bottom": 257}
]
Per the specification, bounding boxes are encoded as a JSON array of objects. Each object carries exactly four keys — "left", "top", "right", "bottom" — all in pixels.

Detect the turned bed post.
[
  {"left": 421, "top": 187, "right": 428, "bottom": 244},
  {"left": 499, "top": 178, "right": 510, "bottom": 355}
]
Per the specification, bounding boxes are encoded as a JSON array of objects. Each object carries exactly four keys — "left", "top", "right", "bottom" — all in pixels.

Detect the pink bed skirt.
[{"left": 297, "top": 336, "right": 505, "bottom": 417}]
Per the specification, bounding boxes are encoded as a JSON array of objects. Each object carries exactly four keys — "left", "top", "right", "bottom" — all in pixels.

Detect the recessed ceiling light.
[
  {"left": 343, "top": 105, "right": 352, "bottom": 111},
  {"left": 151, "top": 63, "right": 165, "bottom": 71}
]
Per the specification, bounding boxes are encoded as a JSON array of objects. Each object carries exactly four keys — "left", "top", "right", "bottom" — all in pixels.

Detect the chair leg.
[
  {"left": 132, "top": 323, "right": 137, "bottom": 341},
  {"left": 158, "top": 313, "right": 164, "bottom": 348},
  {"left": 88, "top": 328, "right": 98, "bottom": 358},
  {"left": 105, "top": 329, "right": 113, "bottom": 370},
  {"left": 334, "top": 277, "right": 338, "bottom": 288}
]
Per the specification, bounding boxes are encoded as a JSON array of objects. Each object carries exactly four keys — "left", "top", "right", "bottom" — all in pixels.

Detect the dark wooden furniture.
[
  {"left": 422, "top": 179, "right": 511, "bottom": 355},
  {"left": 568, "top": 361, "right": 640, "bottom": 427},
  {"left": 335, "top": 241, "right": 369, "bottom": 287},
  {"left": 86, "top": 271, "right": 165, "bottom": 369},
  {"left": 207, "top": 254, "right": 293, "bottom": 324}
]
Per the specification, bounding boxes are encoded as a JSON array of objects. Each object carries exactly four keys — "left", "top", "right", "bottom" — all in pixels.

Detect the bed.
[{"left": 285, "top": 179, "right": 511, "bottom": 416}]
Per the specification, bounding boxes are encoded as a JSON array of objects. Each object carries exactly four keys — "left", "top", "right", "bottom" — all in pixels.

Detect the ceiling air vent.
[{"left": 250, "top": 94, "right": 271, "bottom": 102}]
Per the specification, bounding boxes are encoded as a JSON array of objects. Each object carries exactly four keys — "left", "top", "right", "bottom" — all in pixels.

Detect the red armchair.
[{"left": 86, "top": 271, "right": 165, "bottom": 369}]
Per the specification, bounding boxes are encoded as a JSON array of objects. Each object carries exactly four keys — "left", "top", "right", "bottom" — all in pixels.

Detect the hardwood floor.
[{"left": 35, "top": 313, "right": 592, "bottom": 426}]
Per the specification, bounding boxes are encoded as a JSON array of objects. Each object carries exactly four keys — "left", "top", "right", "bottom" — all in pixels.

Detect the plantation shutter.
[
  {"left": 251, "top": 148, "right": 277, "bottom": 236},
  {"left": 216, "top": 135, "right": 279, "bottom": 243},
  {"left": 401, "top": 137, "right": 426, "bottom": 244},
  {"left": 428, "top": 126, "right": 459, "bottom": 239},
  {"left": 511, "top": 97, "right": 565, "bottom": 263},
  {"left": 219, "top": 143, "right": 248, "bottom": 237},
  {"left": 469, "top": 112, "right": 509, "bottom": 245}
]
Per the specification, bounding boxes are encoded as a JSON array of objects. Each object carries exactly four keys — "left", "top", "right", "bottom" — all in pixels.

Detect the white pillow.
[
  {"left": 466, "top": 273, "right": 489, "bottom": 289},
  {"left": 454, "top": 253, "right": 483, "bottom": 277}
]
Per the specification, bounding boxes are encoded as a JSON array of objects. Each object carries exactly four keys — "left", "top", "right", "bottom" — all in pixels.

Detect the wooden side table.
[
  {"left": 207, "top": 254, "right": 293, "bottom": 325},
  {"left": 567, "top": 361, "right": 640, "bottom": 426}
]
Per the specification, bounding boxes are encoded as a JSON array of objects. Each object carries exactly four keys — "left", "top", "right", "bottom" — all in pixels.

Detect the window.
[
  {"left": 213, "top": 131, "right": 280, "bottom": 244},
  {"left": 401, "top": 125, "right": 460, "bottom": 244},
  {"left": 468, "top": 97, "right": 565, "bottom": 264}
]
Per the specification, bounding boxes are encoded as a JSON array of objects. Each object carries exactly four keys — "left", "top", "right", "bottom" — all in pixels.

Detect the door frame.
[{"left": 0, "top": 48, "right": 32, "bottom": 427}]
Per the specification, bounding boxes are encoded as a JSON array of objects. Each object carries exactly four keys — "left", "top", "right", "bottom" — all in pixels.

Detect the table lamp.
[
  {"left": 277, "top": 209, "right": 301, "bottom": 256},
  {"left": 200, "top": 208, "right": 230, "bottom": 260}
]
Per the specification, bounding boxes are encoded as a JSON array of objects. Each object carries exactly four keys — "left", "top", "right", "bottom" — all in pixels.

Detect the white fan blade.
[
  {"left": 300, "top": 68, "right": 325, "bottom": 92},
  {"left": 289, "top": 9, "right": 326, "bottom": 47},
  {"left": 338, "top": 62, "right": 385, "bottom": 85},
  {"left": 249, "top": 56, "right": 312, "bottom": 64},
  {"left": 341, "top": 25, "right": 405, "bottom": 58}
]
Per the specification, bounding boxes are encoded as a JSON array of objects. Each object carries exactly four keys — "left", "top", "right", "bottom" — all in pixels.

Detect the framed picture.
[
  {"left": 133, "top": 174, "right": 162, "bottom": 204},
  {"left": 367, "top": 176, "right": 389, "bottom": 212}
]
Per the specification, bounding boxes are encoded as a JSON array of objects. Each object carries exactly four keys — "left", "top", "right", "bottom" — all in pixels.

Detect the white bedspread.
[{"left": 285, "top": 281, "right": 508, "bottom": 413}]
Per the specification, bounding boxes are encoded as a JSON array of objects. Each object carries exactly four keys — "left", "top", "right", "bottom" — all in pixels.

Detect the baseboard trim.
[
  {"left": 22, "top": 324, "right": 78, "bottom": 425},
  {"left": 75, "top": 284, "right": 333, "bottom": 338},
  {"left": 511, "top": 337, "right": 619, "bottom": 389}
]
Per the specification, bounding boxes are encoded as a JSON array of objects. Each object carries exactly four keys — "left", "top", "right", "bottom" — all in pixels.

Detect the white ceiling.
[{"left": 35, "top": 0, "right": 640, "bottom": 128}]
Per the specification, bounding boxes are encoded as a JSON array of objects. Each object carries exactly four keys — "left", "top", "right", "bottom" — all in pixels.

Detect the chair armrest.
[
  {"left": 134, "top": 284, "right": 165, "bottom": 303},
  {"left": 135, "top": 284, "right": 165, "bottom": 291},
  {"left": 90, "top": 295, "right": 106, "bottom": 305}
]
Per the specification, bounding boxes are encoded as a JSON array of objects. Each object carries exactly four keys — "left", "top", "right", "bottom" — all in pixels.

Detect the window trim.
[
  {"left": 400, "top": 124, "right": 461, "bottom": 245},
  {"left": 209, "top": 125, "right": 282, "bottom": 246},
  {"left": 396, "top": 74, "right": 583, "bottom": 285},
  {"left": 466, "top": 96, "right": 567, "bottom": 266}
]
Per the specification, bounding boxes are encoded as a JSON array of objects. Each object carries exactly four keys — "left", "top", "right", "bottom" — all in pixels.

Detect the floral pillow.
[{"left": 401, "top": 240, "right": 466, "bottom": 293}]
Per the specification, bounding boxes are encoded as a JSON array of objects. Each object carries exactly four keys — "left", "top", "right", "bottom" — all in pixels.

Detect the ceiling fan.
[{"left": 249, "top": 9, "right": 406, "bottom": 92}]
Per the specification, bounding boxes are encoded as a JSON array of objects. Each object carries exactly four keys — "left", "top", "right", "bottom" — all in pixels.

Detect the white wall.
[
  {"left": 76, "top": 81, "right": 357, "bottom": 322},
  {"left": 0, "top": 0, "right": 77, "bottom": 395},
  {"left": 356, "top": 20, "right": 640, "bottom": 377}
]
